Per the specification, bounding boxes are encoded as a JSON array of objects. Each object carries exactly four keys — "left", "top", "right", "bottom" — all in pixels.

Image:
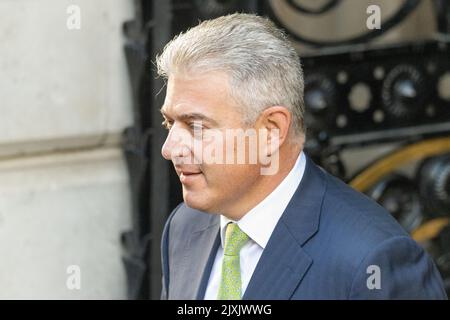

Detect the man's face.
[{"left": 161, "top": 72, "right": 267, "bottom": 216}]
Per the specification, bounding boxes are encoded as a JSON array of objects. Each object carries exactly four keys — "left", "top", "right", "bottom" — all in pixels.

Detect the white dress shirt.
[{"left": 204, "top": 151, "right": 306, "bottom": 299}]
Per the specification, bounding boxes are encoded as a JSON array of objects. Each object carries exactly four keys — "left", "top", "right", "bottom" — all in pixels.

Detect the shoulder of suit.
[
  {"left": 316, "top": 169, "right": 410, "bottom": 253},
  {"left": 167, "top": 203, "right": 218, "bottom": 235}
]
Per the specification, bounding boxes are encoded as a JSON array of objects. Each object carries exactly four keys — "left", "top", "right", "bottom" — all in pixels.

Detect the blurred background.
[{"left": 0, "top": 0, "right": 449, "bottom": 299}]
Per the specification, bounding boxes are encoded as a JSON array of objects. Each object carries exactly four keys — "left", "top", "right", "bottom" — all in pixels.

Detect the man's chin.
[{"left": 183, "top": 192, "right": 216, "bottom": 213}]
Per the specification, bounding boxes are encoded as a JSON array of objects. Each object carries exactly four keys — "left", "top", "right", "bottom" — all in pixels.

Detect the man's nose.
[
  {"left": 161, "top": 135, "right": 172, "bottom": 160},
  {"left": 161, "top": 126, "right": 191, "bottom": 161}
]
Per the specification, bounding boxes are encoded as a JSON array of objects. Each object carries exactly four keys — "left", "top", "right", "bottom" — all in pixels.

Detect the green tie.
[{"left": 217, "top": 223, "right": 249, "bottom": 300}]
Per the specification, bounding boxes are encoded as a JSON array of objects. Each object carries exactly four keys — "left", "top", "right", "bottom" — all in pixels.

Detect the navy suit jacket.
[{"left": 161, "top": 155, "right": 447, "bottom": 299}]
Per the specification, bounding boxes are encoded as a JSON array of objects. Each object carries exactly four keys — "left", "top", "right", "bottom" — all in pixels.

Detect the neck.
[{"left": 222, "top": 143, "right": 302, "bottom": 220}]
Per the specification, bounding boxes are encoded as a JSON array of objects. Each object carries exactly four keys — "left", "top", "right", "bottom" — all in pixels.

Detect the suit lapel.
[
  {"left": 175, "top": 213, "right": 220, "bottom": 299},
  {"left": 242, "top": 222, "right": 313, "bottom": 299},
  {"left": 243, "top": 156, "right": 327, "bottom": 299},
  {"left": 193, "top": 226, "right": 221, "bottom": 299}
]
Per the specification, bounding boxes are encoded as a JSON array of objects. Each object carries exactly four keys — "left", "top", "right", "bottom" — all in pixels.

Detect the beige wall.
[{"left": 0, "top": 0, "right": 134, "bottom": 299}]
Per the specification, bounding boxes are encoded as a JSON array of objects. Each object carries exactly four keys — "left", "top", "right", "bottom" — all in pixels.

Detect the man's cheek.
[
  {"left": 201, "top": 165, "right": 226, "bottom": 186},
  {"left": 202, "top": 131, "right": 226, "bottom": 165}
]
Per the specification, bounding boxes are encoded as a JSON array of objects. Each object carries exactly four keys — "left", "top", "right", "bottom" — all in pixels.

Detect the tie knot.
[{"left": 223, "top": 223, "right": 249, "bottom": 256}]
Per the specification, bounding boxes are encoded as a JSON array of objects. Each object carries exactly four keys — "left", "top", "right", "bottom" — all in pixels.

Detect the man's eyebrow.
[
  {"left": 160, "top": 109, "right": 218, "bottom": 125},
  {"left": 179, "top": 113, "right": 218, "bottom": 124}
]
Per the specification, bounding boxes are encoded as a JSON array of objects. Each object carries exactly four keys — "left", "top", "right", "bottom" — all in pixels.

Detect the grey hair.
[{"left": 156, "top": 13, "right": 305, "bottom": 137}]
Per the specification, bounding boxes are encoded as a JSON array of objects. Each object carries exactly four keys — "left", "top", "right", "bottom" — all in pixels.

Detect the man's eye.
[
  {"left": 162, "top": 119, "right": 173, "bottom": 130},
  {"left": 189, "top": 123, "right": 204, "bottom": 131}
]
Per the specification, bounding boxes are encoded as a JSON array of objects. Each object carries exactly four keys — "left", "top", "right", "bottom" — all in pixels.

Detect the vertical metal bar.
[{"left": 149, "top": 0, "right": 173, "bottom": 300}]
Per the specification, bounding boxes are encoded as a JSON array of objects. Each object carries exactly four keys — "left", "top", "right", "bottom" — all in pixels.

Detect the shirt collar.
[{"left": 220, "top": 151, "right": 306, "bottom": 249}]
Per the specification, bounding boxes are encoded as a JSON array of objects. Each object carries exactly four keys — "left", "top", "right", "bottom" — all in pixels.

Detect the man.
[{"left": 156, "top": 13, "right": 447, "bottom": 299}]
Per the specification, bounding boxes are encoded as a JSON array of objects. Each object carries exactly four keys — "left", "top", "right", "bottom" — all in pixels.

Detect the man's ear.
[{"left": 258, "top": 106, "right": 291, "bottom": 156}]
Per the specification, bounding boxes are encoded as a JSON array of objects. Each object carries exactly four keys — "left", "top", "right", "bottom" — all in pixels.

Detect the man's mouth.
[
  {"left": 179, "top": 171, "right": 202, "bottom": 184},
  {"left": 175, "top": 166, "right": 203, "bottom": 184}
]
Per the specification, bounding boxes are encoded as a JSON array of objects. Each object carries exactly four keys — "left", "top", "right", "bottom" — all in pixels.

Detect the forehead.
[{"left": 161, "top": 72, "right": 234, "bottom": 116}]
